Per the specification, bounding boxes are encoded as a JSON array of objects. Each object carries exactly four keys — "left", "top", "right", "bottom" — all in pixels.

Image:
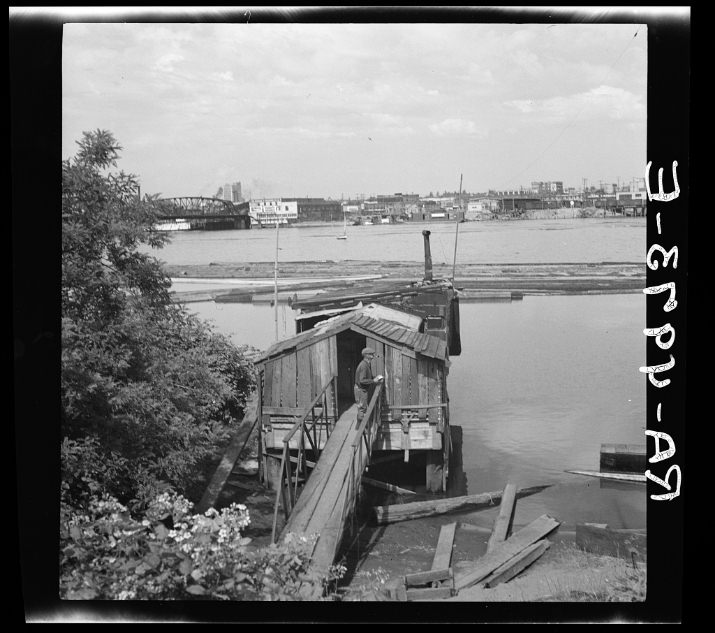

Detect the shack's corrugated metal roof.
[{"left": 255, "top": 303, "right": 446, "bottom": 363}]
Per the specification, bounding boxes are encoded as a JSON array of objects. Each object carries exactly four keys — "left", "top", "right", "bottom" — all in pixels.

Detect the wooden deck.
[{"left": 280, "top": 403, "right": 365, "bottom": 587}]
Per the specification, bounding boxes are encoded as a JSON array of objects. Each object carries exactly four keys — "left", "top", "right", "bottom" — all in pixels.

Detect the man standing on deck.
[{"left": 354, "top": 347, "right": 383, "bottom": 423}]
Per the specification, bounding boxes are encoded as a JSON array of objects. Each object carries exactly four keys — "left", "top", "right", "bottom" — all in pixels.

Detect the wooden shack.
[{"left": 254, "top": 303, "right": 452, "bottom": 492}]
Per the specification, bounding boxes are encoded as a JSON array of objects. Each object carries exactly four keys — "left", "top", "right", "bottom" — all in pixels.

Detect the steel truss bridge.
[
  {"left": 155, "top": 197, "right": 253, "bottom": 230},
  {"left": 156, "top": 196, "right": 246, "bottom": 218}
]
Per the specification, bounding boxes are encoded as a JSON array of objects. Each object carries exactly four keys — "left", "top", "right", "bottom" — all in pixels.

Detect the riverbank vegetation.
[{"left": 60, "top": 131, "right": 334, "bottom": 600}]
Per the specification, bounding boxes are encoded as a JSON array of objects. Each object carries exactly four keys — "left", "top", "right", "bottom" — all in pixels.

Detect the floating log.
[
  {"left": 454, "top": 514, "right": 561, "bottom": 591},
  {"left": 486, "top": 483, "right": 517, "bottom": 553},
  {"left": 600, "top": 443, "right": 646, "bottom": 474},
  {"left": 567, "top": 469, "right": 645, "bottom": 483},
  {"left": 576, "top": 523, "right": 647, "bottom": 561},
  {"left": 362, "top": 476, "right": 417, "bottom": 496},
  {"left": 213, "top": 292, "right": 254, "bottom": 303},
  {"left": 431, "top": 523, "right": 457, "bottom": 572},
  {"left": 481, "top": 539, "right": 551, "bottom": 588},
  {"left": 372, "top": 485, "right": 551, "bottom": 525}
]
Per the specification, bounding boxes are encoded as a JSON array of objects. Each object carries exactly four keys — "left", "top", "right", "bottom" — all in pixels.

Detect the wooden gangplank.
[{"left": 280, "top": 404, "right": 366, "bottom": 589}]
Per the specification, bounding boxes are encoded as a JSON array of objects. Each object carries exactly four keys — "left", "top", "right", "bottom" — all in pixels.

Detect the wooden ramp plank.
[
  {"left": 281, "top": 404, "right": 357, "bottom": 536},
  {"left": 431, "top": 523, "right": 457, "bottom": 571},
  {"left": 486, "top": 483, "right": 517, "bottom": 553},
  {"left": 303, "top": 429, "right": 365, "bottom": 597},
  {"left": 195, "top": 396, "right": 258, "bottom": 514},
  {"left": 482, "top": 540, "right": 551, "bottom": 588},
  {"left": 303, "top": 429, "right": 359, "bottom": 536},
  {"left": 454, "top": 514, "right": 560, "bottom": 591},
  {"left": 305, "top": 474, "right": 352, "bottom": 581}
]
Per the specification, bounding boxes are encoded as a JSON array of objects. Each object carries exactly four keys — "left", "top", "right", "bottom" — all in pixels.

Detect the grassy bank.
[{"left": 446, "top": 540, "right": 646, "bottom": 602}]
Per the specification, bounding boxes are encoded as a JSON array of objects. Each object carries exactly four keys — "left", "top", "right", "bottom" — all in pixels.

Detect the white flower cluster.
[{"left": 145, "top": 491, "right": 194, "bottom": 524}]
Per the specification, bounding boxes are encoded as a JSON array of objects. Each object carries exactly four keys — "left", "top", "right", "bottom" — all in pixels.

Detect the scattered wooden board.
[
  {"left": 195, "top": 396, "right": 259, "bottom": 514},
  {"left": 431, "top": 523, "right": 457, "bottom": 573},
  {"left": 454, "top": 514, "right": 560, "bottom": 591},
  {"left": 567, "top": 469, "right": 646, "bottom": 483},
  {"left": 405, "top": 567, "right": 452, "bottom": 587},
  {"left": 486, "top": 483, "right": 517, "bottom": 553},
  {"left": 372, "top": 485, "right": 551, "bottom": 525},
  {"left": 481, "top": 539, "right": 551, "bottom": 588},
  {"left": 362, "top": 476, "right": 416, "bottom": 496},
  {"left": 406, "top": 586, "right": 454, "bottom": 601}
]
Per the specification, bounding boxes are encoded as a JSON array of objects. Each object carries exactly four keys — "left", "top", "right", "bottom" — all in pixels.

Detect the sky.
[{"left": 61, "top": 9, "right": 653, "bottom": 200}]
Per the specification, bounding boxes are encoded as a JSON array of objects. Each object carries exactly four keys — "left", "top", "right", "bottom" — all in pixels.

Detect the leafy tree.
[{"left": 62, "top": 131, "right": 255, "bottom": 506}]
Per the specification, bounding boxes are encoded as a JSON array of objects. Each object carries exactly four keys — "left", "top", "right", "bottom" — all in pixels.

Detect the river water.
[
  {"left": 146, "top": 216, "right": 645, "bottom": 265},
  {"left": 144, "top": 218, "right": 647, "bottom": 547}
]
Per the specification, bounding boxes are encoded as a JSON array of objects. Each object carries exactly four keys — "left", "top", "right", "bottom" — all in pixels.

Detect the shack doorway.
[{"left": 336, "top": 330, "right": 366, "bottom": 414}]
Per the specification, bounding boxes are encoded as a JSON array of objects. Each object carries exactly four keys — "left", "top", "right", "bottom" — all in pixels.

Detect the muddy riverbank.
[{"left": 202, "top": 463, "right": 645, "bottom": 603}]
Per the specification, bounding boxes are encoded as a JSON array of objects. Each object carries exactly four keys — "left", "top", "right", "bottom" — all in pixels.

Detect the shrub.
[
  {"left": 60, "top": 491, "right": 339, "bottom": 601},
  {"left": 61, "top": 130, "right": 256, "bottom": 505}
]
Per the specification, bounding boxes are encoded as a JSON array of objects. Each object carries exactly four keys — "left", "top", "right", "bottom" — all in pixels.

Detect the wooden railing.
[
  {"left": 271, "top": 375, "right": 338, "bottom": 542},
  {"left": 337, "top": 383, "right": 384, "bottom": 543}
]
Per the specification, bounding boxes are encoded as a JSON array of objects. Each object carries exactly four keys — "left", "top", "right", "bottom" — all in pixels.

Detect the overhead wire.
[{"left": 503, "top": 26, "right": 643, "bottom": 188}]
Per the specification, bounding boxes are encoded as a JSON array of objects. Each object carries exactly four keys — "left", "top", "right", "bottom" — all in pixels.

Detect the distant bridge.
[
  {"left": 155, "top": 197, "right": 253, "bottom": 230},
  {"left": 156, "top": 196, "right": 246, "bottom": 217}
]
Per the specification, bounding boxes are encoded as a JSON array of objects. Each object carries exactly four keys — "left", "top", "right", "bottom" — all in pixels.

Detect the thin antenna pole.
[
  {"left": 451, "top": 174, "right": 462, "bottom": 282},
  {"left": 274, "top": 215, "right": 280, "bottom": 340}
]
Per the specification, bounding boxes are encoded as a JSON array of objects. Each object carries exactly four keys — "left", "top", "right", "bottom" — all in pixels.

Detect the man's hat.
[{"left": 362, "top": 347, "right": 375, "bottom": 357}]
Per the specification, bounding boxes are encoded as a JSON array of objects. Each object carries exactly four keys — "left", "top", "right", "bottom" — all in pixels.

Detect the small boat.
[
  {"left": 337, "top": 209, "right": 348, "bottom": 239},
  {"left": 566, "top": 469, "right": 646, "bottom": 483}
]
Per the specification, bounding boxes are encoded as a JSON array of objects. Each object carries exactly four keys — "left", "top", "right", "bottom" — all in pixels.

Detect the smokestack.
[{"left": 422, "top": 230, "right": 433, "bottom": 282}]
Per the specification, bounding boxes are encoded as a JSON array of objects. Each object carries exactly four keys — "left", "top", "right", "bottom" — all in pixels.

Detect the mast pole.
[
  {"left": 452, "top": 173, "right": 462, "bottom": 282},
  {"left": 274, "top": 214, "right": 280, "bottom": 340}
]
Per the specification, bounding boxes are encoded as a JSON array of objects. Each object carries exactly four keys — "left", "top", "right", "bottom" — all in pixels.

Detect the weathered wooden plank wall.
[
  {"left": 264, "top": 361, "right": 274, "bottom": 407},
  {"left": 428, "top": 360, "right": 442, "bottom": 424},
  {"left": 281, "top": 352, "right": 297, "bottom": 408},
  {"left": 417, "top": 356, "right": 429, "bottom": 415},
  {"left": 392, "top": 346, "right": 403, "bottom": 407},
  {"left": 409, "top": 356, "right": 419, "bottom": 405},
  {"left": 296, "top": 348, "right": 311, "bottom": 408},
  {"left": 310, "top": 342, "right": 321, "bottom": 401}
]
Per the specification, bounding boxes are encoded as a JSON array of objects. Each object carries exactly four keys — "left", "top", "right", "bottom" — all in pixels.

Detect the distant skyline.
[{"left": 61, "top": 9, "right": 654, "bottom": 200}]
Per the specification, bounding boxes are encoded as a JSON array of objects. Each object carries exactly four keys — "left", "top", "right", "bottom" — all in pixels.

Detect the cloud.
[
  {"left": 213, "top": 71, "right": 234, "bottom": 82},
  {"left": 153, "top": 53, "right": 184, "bottom": 72},
  {"left": 429, "top": 118, "right": 486, "bottom": 137},
  {"left": 505, "top": 85, "right": 645, "bottom": 123}
]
